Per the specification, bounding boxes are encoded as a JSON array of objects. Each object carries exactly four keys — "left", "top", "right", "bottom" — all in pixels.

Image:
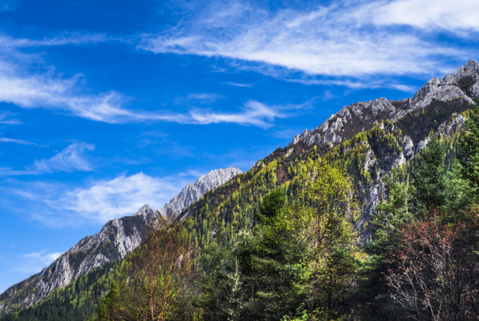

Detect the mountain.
[
  {"left": 174, "top": 60, "right": 478, "bottom": 248},
  {"left": 159, "top": 167, "right": 243, "bottom": 220},
  {"left": 2, "top": 60, "right": 478, "bottom": 321},
  {"left": 0, "top": 167, "right": 241, "bottom": 314}
]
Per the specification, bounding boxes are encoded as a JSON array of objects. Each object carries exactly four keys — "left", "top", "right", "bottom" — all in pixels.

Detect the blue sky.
[{"left": 0, "top": 0, "right": 478, "bottom": 293}]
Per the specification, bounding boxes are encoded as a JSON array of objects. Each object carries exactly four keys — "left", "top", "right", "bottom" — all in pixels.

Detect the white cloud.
[
  {"left": 175, "top": 93, "right": 223, "bottom": 105},
  {"left": 54, "top": 172, "right": 185, "bottom": 222},
  {"left": 0, "top": 142, "right": 94, "bottom": 176},
  {"left": 2, "top": 171, "right": 195, "bottom": 225},
  {"left": 0, "top": 63, "right": 146, "bottom": 123},
  {"left": 0, "top": 111, "right": 22, "bottom": 124},
  {"left": 15, "top": 249, "right": 63, "bottom": 274},
  {"left": 24, "top": 250, "right": 62, "bottom": 265},
  {"left": 31, "top": 142, "right": 94, "bottom": 173},
  {"left": 189, "top": 100, "right": 284, "bottom": 128},
  {"left": 223, "top": 82, "right": 251, "bottom": 87},
  {"left": 139, "top": 0, "right": 473, "bottom": 78},
  {"left": 0, "top": 137, "right": 38, "bottom": 145},
  {"left": 0, "top": 33, "right": 110, "bottom": 49},
  {"left": 370, "top": 0, "right": 479, "bottom": 32},
  {"left": 0, "top": 48, "right": 292, "bottom": 127}
]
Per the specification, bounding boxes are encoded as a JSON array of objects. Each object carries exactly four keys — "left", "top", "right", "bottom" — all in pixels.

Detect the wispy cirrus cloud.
[
  {"left": 0, "top": 46, "right": 292, "bottom": 127},
  {"left": 0, "top": 137, "right": 38, "bottom": 146},
  {"left": 175, "top": 93, "right": 223, "bottom": 105},
  {"left": 0, "top": 33, "right": 111, "bottom": 49},
  {"left": 31, "top": 142, "right": 95, "bottom": 173},
  {"left": 0, "top": 142, "right": 94, "bottom": 176},
  {"left": 223, "top": 82, "right": 251, "bottom": 87},
  {"left": 189, "top": 100, "right": 285, "bottom": 128},
  {"left": 0, "top": 112, "right": 22, "bottom": 125},
  {"left": 13, "top": 249, "right": 63, "bottom": 274},
  {"left": 139, "top": 0, "right": 475, "bottom": 80},
  {"left": 24, "top": 250, "right": 62, "bottom": 265}
]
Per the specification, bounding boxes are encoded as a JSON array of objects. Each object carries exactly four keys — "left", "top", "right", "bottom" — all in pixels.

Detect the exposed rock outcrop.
[
  {"left": 158, "top": 167, "right": 242, "bottom": 220},
  {"left": 286, "top": 60, "right": 478, "bottom": 232},
  {"left": 288, "top": 60, "right": 479, "bottom": 152}
]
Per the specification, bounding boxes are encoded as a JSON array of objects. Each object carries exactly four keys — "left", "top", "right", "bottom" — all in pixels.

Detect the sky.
[{"left": 0, "top": 0, "right": 478, "bottom": 293}]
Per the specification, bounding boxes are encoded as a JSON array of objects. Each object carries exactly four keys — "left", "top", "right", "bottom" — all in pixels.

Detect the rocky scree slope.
[
  {"left": 176, "top": 60, "right": 479, "bottom": 248},
  {"left": 0, "top": 167, "right": 241, "bottom": 314}
]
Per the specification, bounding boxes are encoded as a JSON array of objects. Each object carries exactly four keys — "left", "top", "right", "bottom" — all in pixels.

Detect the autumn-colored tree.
[
  {"left": 385, "top": 209, "right": 479, "bottom": 321},
  {"left": 91, "top": 220, "right": 198, "bottom": 321}
]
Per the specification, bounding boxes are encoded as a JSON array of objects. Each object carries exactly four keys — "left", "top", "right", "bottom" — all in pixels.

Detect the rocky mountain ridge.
[
  {"left": 0, "top": 167, "right": 241, "bottom": 314},
  {"left": 285, "top": 60, "right": 479, "bottom": 229},
  {"left": 158, "top": 167, "right": 242, "bottom": 220},
  {"left": 288, "top": 60, "right": 479, "bottom": 151}
]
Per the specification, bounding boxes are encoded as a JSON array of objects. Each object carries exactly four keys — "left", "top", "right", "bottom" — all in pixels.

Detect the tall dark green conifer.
[
  {"left": 412, "top": 134, "right": 447, "bottom": 212},
  {"left": 459, "top": 101, "right": 479, "bottom": 190}
]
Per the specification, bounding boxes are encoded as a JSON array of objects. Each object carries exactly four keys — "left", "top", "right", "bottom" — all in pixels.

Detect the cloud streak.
[
  {"left": 0, "top": 138, "right": 38, "bottom": 146},
  {"left": 24, "top": 250, "right": 62, "bottom": 265},
  {"left": 370, "top": 0, "right": 479, "bottom": 32},
  {"left": 139, "top": 0, "right": 474, "bottom": 78},
  {"left": 0, "top": 46, "right": 290, "bottom": 127},
  {"left": 0, "top": 142, "right": 94, "bottom": 176}
]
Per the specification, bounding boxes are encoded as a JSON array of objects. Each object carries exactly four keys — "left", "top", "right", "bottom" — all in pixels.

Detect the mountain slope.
[
  {"left": 2, "top": 60, "right": 478, "bottom": 320},
  {"left": 176, "top": 60, "right": 478, "bottom": 250},
  {"left": 0, "top": 167, "right": 241, "bottom": 315}
]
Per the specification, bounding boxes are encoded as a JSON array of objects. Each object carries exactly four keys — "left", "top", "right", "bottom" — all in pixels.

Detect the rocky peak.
[
  {"left": 159, "top": 167, "right": 242, "bottom": 220},
  {"left": 288, "top": 60, "right": 479, "bottom": 150},
  {"left": 442, "top": 60, "right": 479, "bottom": 85},
  {"left": 413, "top": 77, "right": 441, "bottom": 100},
  {"left": 133, "top": 204, "right": 157, "bottom": 221}
]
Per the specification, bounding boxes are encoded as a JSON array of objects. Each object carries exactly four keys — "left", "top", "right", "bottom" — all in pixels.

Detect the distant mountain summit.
[
  {"left": 0, "top": 167, "right": 241, "bottom": 314},
  {"left": 158, "top": 167, "right": 242, "bottom": 220}
]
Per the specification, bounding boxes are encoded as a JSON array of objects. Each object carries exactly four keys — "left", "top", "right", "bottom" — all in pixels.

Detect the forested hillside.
[{"left": 2, "top": 61, "right": 479, "bottom": 321}]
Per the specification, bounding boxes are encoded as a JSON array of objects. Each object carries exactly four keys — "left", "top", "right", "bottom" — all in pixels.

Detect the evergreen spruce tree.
[
  {"left": 354, "top": 169, "right": 413, "bottom": 321},
  {"left": 459, "top": 101, "right": 479, "bottom": 191},
  {"left": 412, "top": 134, "right": 447, "bottom": 212}
]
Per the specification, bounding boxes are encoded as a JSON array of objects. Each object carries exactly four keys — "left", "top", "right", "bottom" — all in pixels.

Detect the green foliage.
[
  {"left": 0, "top": 261, "right": 120, "bottom": 321},
  {"left": 460, "top": 101, "right": 479, "bottom": 191},
  {"left": 412, "top": 134, "right": 447, "bottom": 212},
  {"left": 90, "top": 221, "right": 200, "bottom": 321},
  {"left": 4, "top": 96, "right": 478, "bottom": 321},
  {"left": 199, "top": 189, "right": 311, "bottom": 321}
]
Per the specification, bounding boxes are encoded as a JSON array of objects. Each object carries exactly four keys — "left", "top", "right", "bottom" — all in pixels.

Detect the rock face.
[
  {"left": 0, "top": 167, "right": 241, "bottom": 313},
  {"left": 0, "top": 206, "right": 156, "bottom": 312},
  {"left": 286, "top": 60, "right": 479, "bottom": 230},
  {"left": 287, "top": 60, "right": 479, "bottom": 151},
  {"left": 159, "top": 167, "right": 242, "bottom": 220}
]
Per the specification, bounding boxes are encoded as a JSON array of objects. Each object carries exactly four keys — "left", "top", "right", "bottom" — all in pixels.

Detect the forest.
[{"left": 3, "top": 100, "right": 479, "bottom": 321}]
